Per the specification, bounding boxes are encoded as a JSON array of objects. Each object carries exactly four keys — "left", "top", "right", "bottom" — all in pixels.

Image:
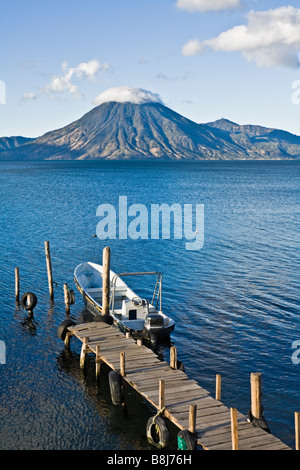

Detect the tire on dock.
[
  {"left": 20, "top": 292, "right": 38, "bottom": 311},
  {"left": 146, "top": 415, "right": 169, "bottom": 449},
  {"left": 67, "top": 289, "right": 75, "bottom": 305},
  {"left": 177, "top": 430, "right": 197, "bottom": 450},
  {"left": 57, "top": 319, "right": 77, "bottom": 341},
  {"left": 108, "top": 371, "right": 123, "bottom": 405}
]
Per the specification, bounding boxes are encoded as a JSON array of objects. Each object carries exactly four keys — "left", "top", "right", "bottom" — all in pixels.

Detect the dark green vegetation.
[{"left": 1, "top": 102, "right": 299, "bottom": 160}]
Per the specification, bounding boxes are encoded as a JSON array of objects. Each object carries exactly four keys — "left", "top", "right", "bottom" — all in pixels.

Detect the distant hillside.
[
  {"left": 0, "top": 136, "right": 34, "bottom": 152},
  {"left": 205, "top": 119, "right": 300, "bottom": 159},
  {"left": 1, "top": 104, "right": 300, "bottom": 161}
]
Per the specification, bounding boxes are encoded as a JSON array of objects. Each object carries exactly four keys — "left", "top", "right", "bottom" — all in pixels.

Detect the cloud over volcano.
[{"left": 93, "top": 86, "right": 164, "bottom": 106}]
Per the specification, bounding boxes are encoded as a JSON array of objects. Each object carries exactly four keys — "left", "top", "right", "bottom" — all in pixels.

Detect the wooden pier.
[{"left": 65, "top": 321, "right": 291, "bottom": 451}]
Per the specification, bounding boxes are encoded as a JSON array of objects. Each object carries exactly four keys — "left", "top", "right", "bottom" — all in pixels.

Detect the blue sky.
[{"left": 0, "top": 0, "right": 299, "bottom": 137}]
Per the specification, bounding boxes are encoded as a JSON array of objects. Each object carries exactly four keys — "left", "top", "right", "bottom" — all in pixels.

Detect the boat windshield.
[{"left": 109, "top": 272, "right": 162, "bottom": 313}]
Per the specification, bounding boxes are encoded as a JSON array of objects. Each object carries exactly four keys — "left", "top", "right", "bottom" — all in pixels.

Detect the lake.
[{"left": 0, "top": 160, "right": 299, "bottom": 450}]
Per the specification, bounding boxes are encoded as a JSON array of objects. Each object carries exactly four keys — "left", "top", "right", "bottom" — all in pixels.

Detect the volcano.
[{"left": 1, "top": 101, "right": 300, "bottom": 160}]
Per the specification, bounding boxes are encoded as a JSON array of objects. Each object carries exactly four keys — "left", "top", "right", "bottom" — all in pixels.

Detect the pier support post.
[
  {"left": 230, "top": 407, "right": 239, "bottom": 450},
  {"left": 249, "top": 372, "right": 270, "bottom": 432},
  {"left": 80, "top": 337, "right": 89, "bottom": 369},
  {"left": 63, "top": 283, "right": 70, "bottom": 314},
  {"left": 15, "top": 267, "right": 19, "bottom": 303},
  {"left": 159, "top": 380, "right": 165, "bottom": 411},
  {"left": 189, "top": 404, "right": 197, "bottom": 434},
  {"left": 95, "top": 345, "right": 101, "bottom": 380},
  {"left": 64, "top": 331, "right": 72, "bottom": 349},
  {"left": 170, "top": 346, "right": 177, "bottom": 369},
  {"left": 295, "top": 412, "right": 300, "bottom": 450},
  {"left": 250, "top": 372, "right": 262, "bottom": 421},
  {"left": 44, "top": 241, "right": 54, "bottom": 301},
  {"left": 102, "top": 246, "right": 111, "bottom": 317},
  {"left": 120, "top": 352, "right": 126, "bottom": 377},
  {"left": 216, "top": 374, "right": 221, "bottom": 401}
]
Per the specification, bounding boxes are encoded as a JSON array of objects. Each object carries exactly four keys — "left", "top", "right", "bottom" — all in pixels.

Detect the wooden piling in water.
[
  {"left": 170, "top": 346, "right": 177, "bottom": 369},
  {"left": 44, "top": 241, "right": 54, "bottom": 300},
  {"left": 15, "top": 267, "right": 19, "bottom": 302},
  {"left": 64, "top": 331, "right": 72, "bottom": 349},
  {"left": 250, "top": 372, "right": 262, "bottom": 420},
  {"left": 102, "top": 246, "right": 111, "bottom": 317},
  {"left": 63, "top": 283, "right": 70, "bottom": 314},
  {"left": 95, "top": 345, "right": 101, "bottom": 380},
  {"left": 80, "top": 337, "right": 89, "bottom": 369}
]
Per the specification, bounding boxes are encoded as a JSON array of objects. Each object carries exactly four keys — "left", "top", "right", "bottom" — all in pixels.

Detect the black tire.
[
  {"left": 146, "top": 416, "right": 169, "bottom": 449},
  {"left": 177, "top": 430, "right": 197, "bottom": 450},
  {"left": 108, "top": 371, "right": 123, "bottom": 405},
  {"left": 57, "top": 319, "right": 77, "bottom": 341},
  {"left": 20, "top": 292, "right": 38, "bottom": 311},
  {"left": 68, "top": 289, "right": 75, "bottom": 305}
]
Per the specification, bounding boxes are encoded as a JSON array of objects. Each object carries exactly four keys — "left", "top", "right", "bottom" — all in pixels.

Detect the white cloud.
[
  {"left": 44, "top": 59, "right": 109, "bottom": 96},
  {"left": 182, "top": 6, "right": 300, "bottom": 68},
  {"left": 177, "top": 0, "right": 241, "bottom": 12},
  {"left": 23, "top": 92, "right": 37, "bottom": 101},
  {"left": 93, "top": 86, "right": 164, "bottom": 106},
  {"left": 182, "top": 38, "right": 205, "bottom": 56}
]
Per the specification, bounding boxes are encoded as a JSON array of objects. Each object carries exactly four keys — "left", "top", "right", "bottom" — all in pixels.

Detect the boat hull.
[{"left": 74, "top": 262, "right": 175, "bottom": 341}]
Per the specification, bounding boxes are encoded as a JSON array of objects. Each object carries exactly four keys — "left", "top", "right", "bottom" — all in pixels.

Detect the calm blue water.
[{"left": 0, "top": 160, "right": 299, "bottom": 450}]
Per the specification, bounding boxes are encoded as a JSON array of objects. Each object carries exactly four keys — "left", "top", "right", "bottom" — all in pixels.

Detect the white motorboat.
[{"left": 74, "top": 262, "right": 175, "bottom": 342}]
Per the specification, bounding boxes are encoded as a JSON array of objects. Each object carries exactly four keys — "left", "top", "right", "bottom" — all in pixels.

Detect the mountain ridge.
[
  {"left": 1, "top": 101, "right": 299, "bottom": 160},
  {"left": 0, "top": 136, "right": 34, "bottom": 152}
]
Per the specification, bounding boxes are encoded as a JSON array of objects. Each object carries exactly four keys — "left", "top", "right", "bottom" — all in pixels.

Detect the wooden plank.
[
  {"left": 132, "top": 374, "right": 191, "bottom": 386},
  {"left": 97, "top": 349, "right": 159, "bottom": 362},
  {"left": 158, "top": 389, "right": 210, "bottom": 405},
  {"left": 144, "top": 383, "right": 204, "bottom": 400},
  {"left": 138, "top": 378, "right": 199, "bottom": 392},
  {"left": 127, "top": 367, "right": 187, "bottom": 381},
  {"left": 169, "top": 400, "right": 223, "bottom": 414},
  {"left": 198, "top": 420, "right": 262, "bottom": 439},
  {"left": 170, "top": 403, "right": 229, "bottom": 419},
  {"left": 199, "top": 425, "right": 264, "bottom": 447}
]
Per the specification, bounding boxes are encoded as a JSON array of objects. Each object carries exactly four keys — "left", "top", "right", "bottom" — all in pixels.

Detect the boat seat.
[
  {"left": 86, "top": 287, "right": 102, "bottom": 295},
  {"left": 113, "top": 287, "right": 127, "bottom": 298},
  {"left": 86, "top": 286, "right": 127, "bottom": 298}
]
